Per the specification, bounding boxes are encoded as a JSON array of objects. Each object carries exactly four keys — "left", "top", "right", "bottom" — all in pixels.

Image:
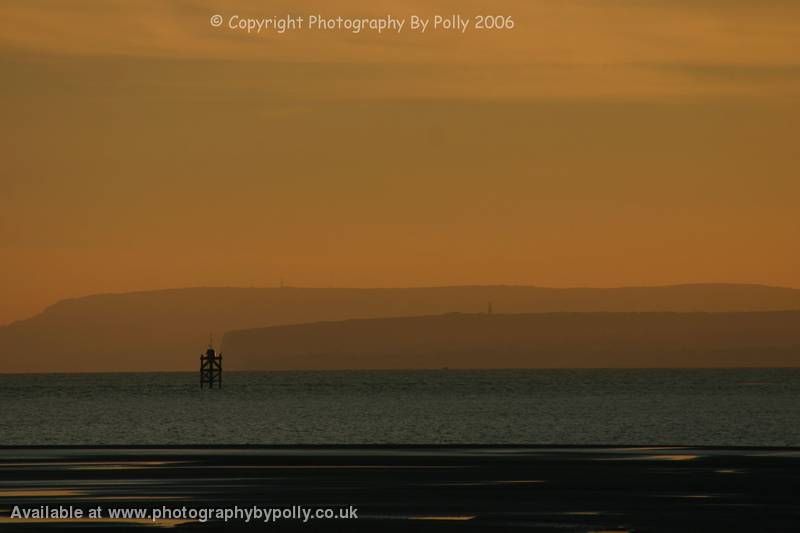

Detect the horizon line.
[{"left": 3, "top": 366, "right": 800, "bottom": 376}]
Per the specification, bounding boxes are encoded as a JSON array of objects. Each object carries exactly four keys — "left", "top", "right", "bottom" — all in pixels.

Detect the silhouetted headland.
[
  {"left": 224, "top": 311, "right": 800, "bottom": 370},
  {"left": 2, "top": 284, "right": 800, "bottom": 372}
]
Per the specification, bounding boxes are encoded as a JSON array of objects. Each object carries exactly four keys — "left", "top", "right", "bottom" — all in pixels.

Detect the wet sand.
[{"left": 1, "top": 445, "right": 799, "bottom": 531}]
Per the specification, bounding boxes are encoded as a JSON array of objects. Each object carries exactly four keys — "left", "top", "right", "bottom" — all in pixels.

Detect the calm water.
[{"left": 2, "top": 369, "right": 799, "bottom": 446}]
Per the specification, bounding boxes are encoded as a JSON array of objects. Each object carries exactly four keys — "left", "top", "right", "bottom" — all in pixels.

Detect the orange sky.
[{"left": 1, "top": 0, "right": 799, "bottom": 325}]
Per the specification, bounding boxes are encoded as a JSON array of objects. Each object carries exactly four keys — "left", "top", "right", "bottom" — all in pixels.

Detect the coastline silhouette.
[{"left": 2, "top": 284, "right": 800, "bottom": 373}]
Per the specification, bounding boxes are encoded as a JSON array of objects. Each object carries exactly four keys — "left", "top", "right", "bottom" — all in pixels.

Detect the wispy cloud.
[{"left": 1, "top": 0, "right": 798, "bottom": 100}]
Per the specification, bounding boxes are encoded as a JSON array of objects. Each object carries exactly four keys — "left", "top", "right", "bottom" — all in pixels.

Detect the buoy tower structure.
[{"left": 200, "top": 335, "right": 223, "bottom": 389}]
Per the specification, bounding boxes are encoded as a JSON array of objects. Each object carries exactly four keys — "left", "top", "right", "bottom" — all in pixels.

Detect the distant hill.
[
  {"left": 223, "top": 311, "right": 800, "bottom": 370},
  {"left": 2, "top": 284, "right": 800, "bottom": 372}
]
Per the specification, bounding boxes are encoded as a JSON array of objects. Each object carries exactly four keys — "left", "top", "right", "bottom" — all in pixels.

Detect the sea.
[{"left": 2, "top": 369, "right": 800, "bottom": 446}]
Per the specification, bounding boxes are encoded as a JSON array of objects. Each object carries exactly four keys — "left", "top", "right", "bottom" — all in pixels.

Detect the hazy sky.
[{"left": 1, "top": 0, "right": 799, "bottom": 324}]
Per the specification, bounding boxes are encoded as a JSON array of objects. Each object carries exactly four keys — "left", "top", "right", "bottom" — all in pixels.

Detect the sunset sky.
[{"left": 1, "top": 0, "right": 799, "bottom": 325}]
